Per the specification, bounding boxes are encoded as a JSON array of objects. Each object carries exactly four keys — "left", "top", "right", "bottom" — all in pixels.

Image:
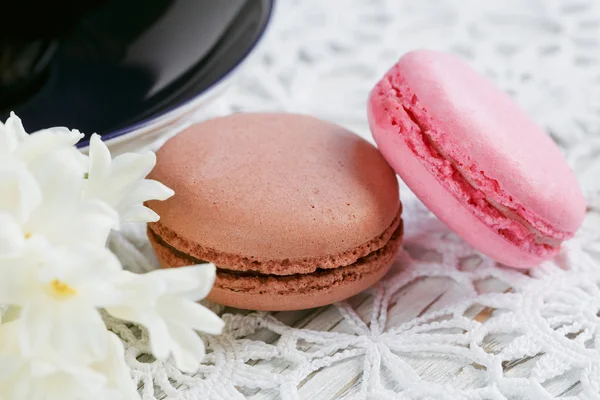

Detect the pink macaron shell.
[
  {"left": 369, "top": 100, "right": 542, "bottom": 268},
  {"left": 368, "top": 50, "right": 586, "bottom": 268},
  {"left": 389, "top": 50, "right": 585, "bottom": 236}
]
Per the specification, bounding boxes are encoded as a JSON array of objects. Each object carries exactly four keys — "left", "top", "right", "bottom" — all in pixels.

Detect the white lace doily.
[{"left": 107, "top": 1, "right": 600, "bottom": 398}]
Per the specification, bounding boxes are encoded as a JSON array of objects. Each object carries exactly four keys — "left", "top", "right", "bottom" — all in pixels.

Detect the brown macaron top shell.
[{"left": 147, "top": 113, "right": 400, "bottom": 274}]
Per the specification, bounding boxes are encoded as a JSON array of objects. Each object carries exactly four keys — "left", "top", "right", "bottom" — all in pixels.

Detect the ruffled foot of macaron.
[{"left": 368, "top": 50, "right": 585, "bottom": 268}]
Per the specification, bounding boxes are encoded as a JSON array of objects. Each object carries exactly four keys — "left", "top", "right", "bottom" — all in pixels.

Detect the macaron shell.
[
  {"left": 147, "top": 113, "right": 400, "bottom": 262},
  {"left": 387, "top": 50, "right": 585, "bottom": 235},
  {"left": 366, "top": 108, "right": 541, "bottom": 268}
]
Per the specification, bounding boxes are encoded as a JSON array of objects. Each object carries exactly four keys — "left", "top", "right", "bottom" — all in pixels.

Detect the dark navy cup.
[{"left": 0, "top": 0, "right": 273, "bottom": 147}]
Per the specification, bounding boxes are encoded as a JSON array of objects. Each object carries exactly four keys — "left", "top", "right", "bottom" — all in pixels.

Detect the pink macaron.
[{"left": 368, "top": 49, "right": 585, "bottom": 269}]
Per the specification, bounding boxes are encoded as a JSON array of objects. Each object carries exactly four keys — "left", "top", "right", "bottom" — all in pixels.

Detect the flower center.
[
  {"left": 48, "top": 279, "right": 77, "bottom": 299},
  {"left": 24, "top": 232, "right": 31, "bottom": 239}
]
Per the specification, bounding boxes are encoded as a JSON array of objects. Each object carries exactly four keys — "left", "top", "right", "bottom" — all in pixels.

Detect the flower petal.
[
  {"left": 167, "top": 323, "right": 206, "bottom": 373},
  {"left": 20, "top": 301, "right": 108, "bottom": 364},
  {"left": 87, "top": 134, "right": 112, "bottom": 182},
  {"left": 0, "top": 166, "right": 42, "bottom": 224},
  {"left": 92, "top": 332, "right": 141, "bottom": 400},
  {"left": 0, "top": 212, "right": 25, "bottom": 255},
  {"left": 14, "top": 361, "right": 113, "bottom": 400},
  {"left": 146, "top": 264, "right": 217, "bottom": 300},
  {"left": 28, "top": 148, "right": 86, "bottom": 198},
  {"left": 17, "top": 128, "right": 84, "bottom": 165},
  {"left": 1, "top": 112, "right": 28, "bottom": 151},
  {"left": 123, "top": 179, "right": 174, "bottom": 205},
  {"left": 120, "top": 204, "right": 160, "bottom": 223},
  {"left": 110, "top": 151, "right": 156, "bottom": 187},
  {"left": 64, "top": 199, "right": 119, "bottom": 246},
  {"left": 145, "top": 316, "right": 173, "bottom": 361},
  {"left": 18, "top": 304, "right": 53, "bottom": 356},
  {"left": 0, "top": 354, "right": 23, "bottom": 382},
  {"left": 159, "top": 296, "right": 224, "bottom": 335},
  {"left": 0, "top": 248, "right": 37, "bottom": 304},
  {"left": 53, "top": 303, "right": 109, "bottom": 364}
]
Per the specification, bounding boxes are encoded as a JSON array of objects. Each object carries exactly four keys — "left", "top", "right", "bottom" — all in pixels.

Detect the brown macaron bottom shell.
[{"left": 148, "top": 219, "right": 403, "bottom": 311}]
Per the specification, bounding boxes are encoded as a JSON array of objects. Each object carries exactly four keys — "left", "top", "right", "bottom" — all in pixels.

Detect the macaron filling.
[
  {"left": 148, "top": 219, "right": 404, "bottom": 293},
  {"left": 212, "top": 223, "right": 403, "bottom": 294},
  {"left": 373, "top": 72, "right": 572, "bottom": 257}
]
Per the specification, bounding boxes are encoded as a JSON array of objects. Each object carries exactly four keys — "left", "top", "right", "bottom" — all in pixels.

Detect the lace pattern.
[{"left": 107, "top": 1, "right": 600, "bottom": 398}]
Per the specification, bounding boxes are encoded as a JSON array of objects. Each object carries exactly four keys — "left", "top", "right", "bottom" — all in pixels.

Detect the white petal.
[
  {"left": 0, "top": 121, "right": 17, "bottom": 152},
  {"left": 0, "top": 354, "right": 23, "bottom": 382},
  {"left": 122, "top": 179, "right": 174, "bottom": 206},
  {"left": 46, "top": 244, "right": 121, "bottom": 281},
  {"left": 120, "top": 204, "right": 160, "bottom": 223},
  {"left": 0, "top": 319, "right": 21, "bottom": 353},
  {"left": 110, "top": 151, "right": 156, "bottom": 186},
  {"left": 0, "top": 265, "right": 30, "bottom": 303},
  {"left": 87, "top": 134, "right": 112, "bottom": 181},
  {"left": 159, "top": 296, "right": 224, "bottom": 335},
  {"left": 104, "top": 271, "right": 162, "bottom": 316},
  {"left": 65, "top": 199, "right": 119, "bottom": 246},
  {"left": 105, "top": 304, "right": 152, "bottom": 329},
  {"left": 0, "top": 253, "right": 35, "bottom": 304},
  {"left": 24, "top": 150, "right": 88, "bottom": 241},
  {"left": 0, "top": 167, "right": 42, "bottom": 224},
  {"left": 51, "top": 303, "right": 109, "bottom": 364},
  {"left": 28, "top": 148, "right": 85, "bottom": 198},
  {"left": 93, "top": 332, "right": 141, "bottom": 400},
  {"left": 0, "top": 320, "right": 117, "bottom": 400},
  {"left": 20, "top": 301, "right": 108, "bottom": 364},
  {"left": 0, "top": 212, "right": 25, "bottom": 255},
  {"left": 5, "top": 112, "right": 29, "bottom": 143},
  {"left": 24, "top": 364, "right": 111, "bottom": 400},
  {"left": 18, "top": 129, "right": 83, "bottom": 165},
  {"left": 117, "top": 179, "right": 173, "bottom": 222},
  {"left": 107, "top": 271, "right": 162, "bottom": 310},
  {"left": 145, "top": 264, "right": 217, "bottom": 300},
  {"left": 167, "top": 323, "right": 206, "bottom": 373},
  {"left": 145, "top": 316, "right": 173, "bottom": 361},
  {"left": 18, "top": 304, "right": 53, "bottom": 355}
]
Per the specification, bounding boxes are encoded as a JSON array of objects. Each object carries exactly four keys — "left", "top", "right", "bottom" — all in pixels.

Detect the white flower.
[
  {"left": 25, "top": 147, "right": 117, "bottom": 247},
  {"left": 0, "top": 236, "right": 123, "bottom": 364},
  {"left": 0, "top": 113, "right": 112, "bottom": 246},
  {"left": 0, "top": 322, "right": 140, "bottom": 400},
  {"left": 106, "top": 264, "right": 224, "bottom": 372},
  {"left": 0, "top": 113, "right": 220, "bottom": 398},
  {"left": 84, "top": 134, "right": 174, "bottom": 223}
]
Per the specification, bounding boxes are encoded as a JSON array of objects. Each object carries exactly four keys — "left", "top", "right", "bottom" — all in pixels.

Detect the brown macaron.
[{"left": 147, "top": 113, "right": 403, "bottom": 311}]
